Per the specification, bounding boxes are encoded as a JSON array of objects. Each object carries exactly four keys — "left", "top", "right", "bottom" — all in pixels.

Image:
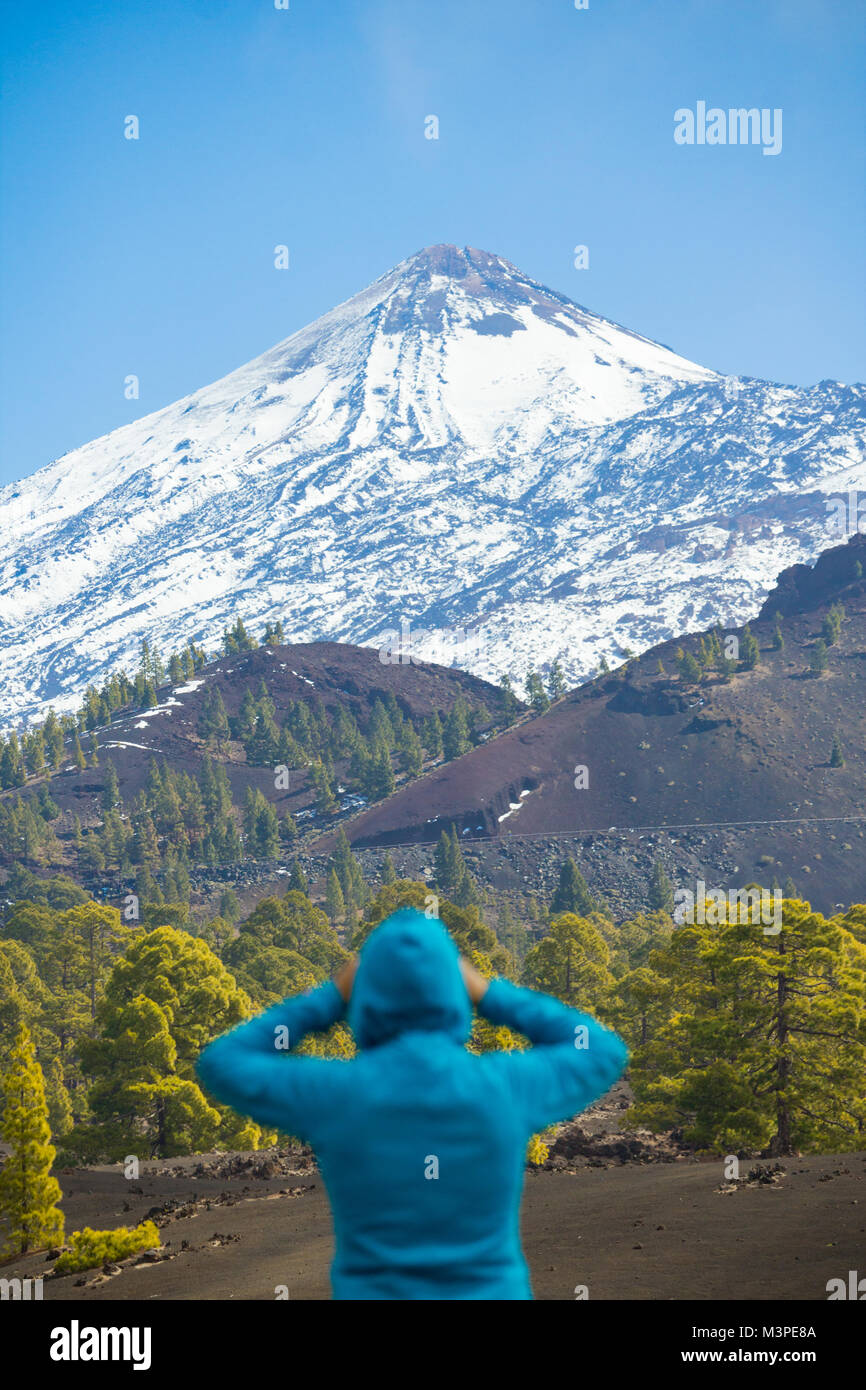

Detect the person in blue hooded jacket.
[{"left": 196, "top": 906, "right": 629, "bottom": 1300}]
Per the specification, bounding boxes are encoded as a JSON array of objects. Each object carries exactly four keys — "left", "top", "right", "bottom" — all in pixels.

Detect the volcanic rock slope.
[
  {"left": 328, "top": 535, "right": 866, "bottom": 910},
  {"left": 32, "top": 639, "right": 514, "bottom": 831},
  {"left": 1, "top": 244, "right": 864, "bottom": 726}
]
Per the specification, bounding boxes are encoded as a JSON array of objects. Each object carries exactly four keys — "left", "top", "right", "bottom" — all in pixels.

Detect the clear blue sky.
[{"left": 1, "top": 0, "right": 864, "bottom": 486}]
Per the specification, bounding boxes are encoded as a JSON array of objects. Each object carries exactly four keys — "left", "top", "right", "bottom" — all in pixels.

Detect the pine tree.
[
  {"left": 422, "top": 711, "right": 444, "bottom": 759},
  {"left": 288, "top": 862, "right": 308, "bottom": 894},
  {"left": 822, "top": 602, "right": 845, "bottom": 646},
  {"left": 0, "top": 735, "right": 26, "bottom": 789},
  {"left": 381, "top": 852, "right": 397, "bottom": 884},
  {"left": 547, "top": 660, "right": 566, "bottom": 700},
  {"left": 443, "top": 699, "right": 471, "bottom": 759},
  {"left": 648, "top": 859, "right": 674, "bottom": 913},
  {"left": 0, "top": 1025, "right": 65, "bottom": 1257},
  {"left": 772, "top": 623, "right": 785, "bottom": 651},
  {"left": 740, "top": 625, "right": 760, "bottom": 670},
  {"left": 72, "top": 927, "right": 248, "bottom": 1159},
  {"left": 243, "top": 788, "right": 279, "bottom": 858},
  {"left": 431, "top": 826, "right": 477, "bottom": 904},
  {"left": 434, "top": 828, "right": 458, "bottom": 896},
  {"left": 675, "top": 647, "right": 702, "bottom": 683},
  {"left": 810, "top": 638, "right": 829, "bottom": 675},
  {"left": 498, "top": 674, "right": 519, "bottom": 724},
  {"left": 23, "top": 730, "right": 46, "bottom": 776},
  {"left": 523, "top": 915, "right": 613, "bottom": 1010},
  {"left": 830, "top": 732, "right": 845, "bottom": 768},
  {"left": 310, "top": 761, "right": 338, "bottom": 815},
  {"left": 551, "top": 858, "right": 595, "bottom": 916},
  {"left": 45, "top": 1057, "right": 73, "bottom": 1142},
  {"left": 232, "top": 617, "right": 256, "bottom": 652},
  {"left": 453, "top": 861, "right": 479, "bottom": 908},
  {"left": 199, "top": 688, "right": 230, "bottom": 751},
  {"left": 399, "top": 723, "right": 424, "bottom": 777},
  {"left": 325, "top": 869, "right": 346, "bottom": 926},
  {"left": 37, "top": 783, "right": 59, "bottom": 820},
  {"left": 524, "top": 670, "right": 550, "bottom": 713},
  {"left": 101, "top": 760, "right": 120, "bottom": 811},
  {"left": 72, "top": 732, "right": 86, "bottom": 771},
  {"left": 330, "top": 829, "right": 368, "bottom": 913},
  {"left": 626, "top": 899, "right": 866, "bottom": 1153},
  {"left": 219, "top": 887, "right": 241, "bottom": 923},
  {"left": 369, "top": 746, "right": 395, "bottom": 799}
]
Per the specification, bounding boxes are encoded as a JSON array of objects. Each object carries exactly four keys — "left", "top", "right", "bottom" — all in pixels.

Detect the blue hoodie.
[{"left": 196, "top": 907, "right": 629, "bottom": 1300}]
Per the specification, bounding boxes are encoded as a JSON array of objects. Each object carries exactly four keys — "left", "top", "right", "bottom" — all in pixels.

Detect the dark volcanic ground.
[{"left": 8, "top": 1150, "right": 864, "bottom": 1302}]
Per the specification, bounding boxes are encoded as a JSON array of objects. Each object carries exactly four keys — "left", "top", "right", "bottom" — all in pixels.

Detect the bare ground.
[{"left": 8, "top": 1150, "right": 864, "bottom": 1302}]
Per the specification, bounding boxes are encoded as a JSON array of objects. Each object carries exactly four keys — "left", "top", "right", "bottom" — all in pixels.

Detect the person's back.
[{"left": 196, "top": 907, "right": 628, "bottom": 1300}]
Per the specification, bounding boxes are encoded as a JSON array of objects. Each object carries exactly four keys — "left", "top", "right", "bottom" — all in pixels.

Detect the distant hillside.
[
  {"left": 314, "top": 535, "right": 866, "bottom": 913},
  {"left": 0, "top": 637, "right": 520, "bottom": 903},
  {"left": 53, "top": 639, "right": 513, "bottom": 809},
  {"left": 2, "top": 539, "right": 864, "bottom": 918}
]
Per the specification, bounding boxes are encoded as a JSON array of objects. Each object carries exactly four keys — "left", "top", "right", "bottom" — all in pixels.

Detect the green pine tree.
[
  {"left": 101, "top": 760, "right": 120, "bottom": 811},
  {"left": 498, "top": 675, "right": 519, "bottom": 724},
  {"left": 443, "top": 699, "right": 471, "bottom": 759},
  {"left": 523, "top": 915, "right": 613, "bottom": 1010},
  {"left": 218, "top": 887, "right": 241, "bottom": 923},
  {"left": 525, "top": 670, "right": 550, "bottom": 714},
  {"left": 288, "top": 862, "right": 309, "bottom": 894},
  {"left": 72, "top": 733, "right": 86, "bottom": 772},
  {"left": 810, "top": 639, "right": 829, "bottom": 675},
  {"left": 648, "top": 859, "right": 674, "bottom": 913},
  {"left": 547, "top": 660, "right": 567, "bottom": 700},
  {"left": 0, "top": 1025, "right": 65, "bottom": 1257},
  {"left": 551, "top": 858, "right": 595, "bottom": 916},
  {"left": 325, "top": 868, "right": 346, "bottom": 925},
  {"left": 740, "top": 625, "right": 760, "bottom": 670},
  {"left": 675, "top": 647, "right": 702, "bottom": 683}
]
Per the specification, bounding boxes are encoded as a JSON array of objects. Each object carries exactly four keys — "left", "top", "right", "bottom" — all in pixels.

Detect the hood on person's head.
[{"left": 347, "top": 907, "right": 472, "bottom": 1048}]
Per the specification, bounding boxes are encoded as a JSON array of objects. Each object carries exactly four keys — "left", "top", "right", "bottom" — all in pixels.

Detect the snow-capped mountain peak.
[{"left": 0, "top": 246, "right": 863, "bottom": 726}]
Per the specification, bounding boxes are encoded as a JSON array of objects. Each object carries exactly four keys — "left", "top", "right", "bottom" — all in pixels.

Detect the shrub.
[
  {"left": 526, "top": 1134, "right": 549, "bottom": 1166},
  {"left": 54, "top": 1221, "right": 160, "bottom": 1273}
]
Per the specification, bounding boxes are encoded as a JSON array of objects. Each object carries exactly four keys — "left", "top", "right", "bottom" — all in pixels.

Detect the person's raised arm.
[
  {"left": 470, "top": 967, "right": 629, "bottom": 1134},
  {"left": 195, "top": 957, "right": 358, "bottom": 1139}
]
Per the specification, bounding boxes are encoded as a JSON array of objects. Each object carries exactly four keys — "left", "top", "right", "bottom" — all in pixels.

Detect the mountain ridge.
[{"left": 1, "top": 244, "right": 864, "bottom": 726}]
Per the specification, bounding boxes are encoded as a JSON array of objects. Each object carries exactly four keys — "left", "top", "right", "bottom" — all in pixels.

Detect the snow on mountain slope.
[{"left": 0, "top": 243, "right": 864, "bottom": 725}]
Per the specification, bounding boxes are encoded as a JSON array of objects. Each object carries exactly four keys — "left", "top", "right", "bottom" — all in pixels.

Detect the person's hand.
[
  {"left": 334, "top": 954, "right": 359, "bottom": 1002},
  {"left": 459, "top": 956, "right": 490, "bottom": 1005}
]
